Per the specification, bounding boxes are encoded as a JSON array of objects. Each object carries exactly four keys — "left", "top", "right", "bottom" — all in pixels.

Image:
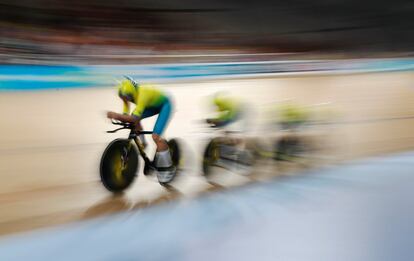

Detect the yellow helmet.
[
  {"left": 213, "top": 92, "right": 229, "bottom": 106},
  {"left": 117, "top": 76, "right": 138, "bottom": 102},
  {"left": 213, "top": 92, "right": 238, "bottom": 110}
]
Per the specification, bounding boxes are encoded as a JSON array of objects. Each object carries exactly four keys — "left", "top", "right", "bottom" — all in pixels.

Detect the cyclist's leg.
[
  {"left": 141, "top": 107, "right": 159, "bottom": 119},
  {"left": 151, "top": 100, "right": 175, "bottom": 182},
  {"left": 152, "top": 99, "right": 172, "bottom": 150}
]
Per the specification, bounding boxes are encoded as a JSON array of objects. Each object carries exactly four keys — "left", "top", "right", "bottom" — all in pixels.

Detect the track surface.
[
  {"left": 0, "top": 151, "right": 413, "bottom": 260},
  {"left": 0, "top": 71, "right": 413, "bottom": 237}
]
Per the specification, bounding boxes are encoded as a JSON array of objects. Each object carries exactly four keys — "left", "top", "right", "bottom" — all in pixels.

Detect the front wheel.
[
  {"left": 274, "top": 136, "right": 306, "bottom": 161},
  {"left": 202, "top": 138, "right": 221, "bottom": 178},
  {"left": 203, "top": 138, "right": 256, "bottom": 179},
  {"left": 100, "top": 139, "right": 139, "bottom": 193}
]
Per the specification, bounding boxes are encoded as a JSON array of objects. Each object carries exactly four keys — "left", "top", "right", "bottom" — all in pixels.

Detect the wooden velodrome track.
[{"left": 0, "top": 71, "right": 413, "bottom": 236}]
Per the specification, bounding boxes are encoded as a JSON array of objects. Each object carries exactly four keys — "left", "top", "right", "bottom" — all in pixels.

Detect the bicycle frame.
[{"left": 107, "top": 120, "right": 155, "bottom": 170}]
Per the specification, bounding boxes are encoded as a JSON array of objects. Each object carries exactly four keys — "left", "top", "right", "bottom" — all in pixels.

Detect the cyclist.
[
  {"left": 206, "top": 92, "right": 244, "bottom": 129},
  {"left": 275, "top": 102, "right": 310, "bottom": 131},
  {"left": 106, "top": 77, "right": 175, "bottom": 183},
  {"left": 205, "top": 93, "right": 250, "bottom": 162}
]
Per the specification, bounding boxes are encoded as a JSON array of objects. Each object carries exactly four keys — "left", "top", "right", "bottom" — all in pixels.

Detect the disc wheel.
[
  {"left": 168, "top": 138, "right": 181, "bottom": 167},
  {"left": 100, "top": 139, "right": 139, "bottom": 193},
  {"left": 156, "top": 139, "right": 182, "bottom": 186}
]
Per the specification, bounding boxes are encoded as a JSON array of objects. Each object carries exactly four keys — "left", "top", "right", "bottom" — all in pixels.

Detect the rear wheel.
[
  {"left": 157, "top": 138, "right": 182, "bottom": 186},
  {"left": 168, "top": 138, "right": 181, "bottom": 167},
  {"left": 100, "top": 139, "right": 139, "bottom": 193}
]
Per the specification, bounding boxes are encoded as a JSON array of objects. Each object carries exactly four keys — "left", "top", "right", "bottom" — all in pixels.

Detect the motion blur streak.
[
  {"left": 0, "top": 70, "right": 413, "bottom": 236},
  {"left": 1, "top": 0, "right": 414, "bottom": 63},
  {"left": 1, "top": 0, "right": 414, "bottom": 260},
  {"left": 0, "top": 151, "right": 413, "bottom": 261}
]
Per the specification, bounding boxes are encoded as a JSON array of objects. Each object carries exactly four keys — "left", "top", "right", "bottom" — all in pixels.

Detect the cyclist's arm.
[
  {"left": 212, "top": 99, "right": 238, "bottom": 123},
  {"left": 217, "top": 109, "right": 234, "bottom": 122},
  {"left": 207, "top": 111, "right": 231, "bottom": 127},
  {"left": 107, "top": 111, "right": 139, "bottom": 124},
  {"left": 122, "top": 99, "right": 130, "bottom": 115},
  {"left": 211, "top": 106, "right": 235, "bottom": 123}
]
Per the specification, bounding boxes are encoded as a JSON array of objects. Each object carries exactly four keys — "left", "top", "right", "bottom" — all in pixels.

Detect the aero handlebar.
[{"left": 107, "top": 120, "right": 153, "bottom": 134}]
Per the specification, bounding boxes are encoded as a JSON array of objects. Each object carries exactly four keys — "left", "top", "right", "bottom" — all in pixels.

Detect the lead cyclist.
[{"left": 106, "top": 76, "right": 175, "bottom": 182}]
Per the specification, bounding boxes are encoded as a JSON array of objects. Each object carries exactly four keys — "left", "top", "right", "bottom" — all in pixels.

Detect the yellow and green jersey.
[
  {"left": 120, "top": 83, "right": 167, "bottom": 118},
  {"left": 213, "top": 96, "right": 241, "bottom": 122},
  {"left": 276, "top": 103, "right": 310, "bottom": 124}
]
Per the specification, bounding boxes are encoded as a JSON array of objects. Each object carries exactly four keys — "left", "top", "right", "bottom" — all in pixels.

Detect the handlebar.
[
  {"left": 111, "top": 119, "right": 133, "bottom": 127},
  {"left": 192, "top": 119, "right": 219, "bottom": 128},
  {"left": 107, "top": 120, "right": 153, "bottom": 134}
]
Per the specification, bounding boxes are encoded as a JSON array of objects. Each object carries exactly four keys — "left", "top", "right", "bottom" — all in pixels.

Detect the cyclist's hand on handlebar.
[
  {"left": 107, "top": 111, "right": 118, "bottom": 119},
  {"left": 107, "top": 111, "right": 127, "bottom": 122},
  {"left": 206, "top": 118, "right": 218, "bottom": 128}
]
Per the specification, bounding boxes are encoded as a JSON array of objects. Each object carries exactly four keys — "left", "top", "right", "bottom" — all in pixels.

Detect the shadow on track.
[{"left": 82, "top": 186, "right": 183, "bottom": 219}]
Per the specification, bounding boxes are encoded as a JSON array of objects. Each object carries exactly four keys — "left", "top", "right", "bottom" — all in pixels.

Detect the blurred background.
[
  {"left": 0, "top": 1, "right": 414, "bottom": 260},
  {"left": 1, "top": 0, "right": 414, "bottom": 63}
]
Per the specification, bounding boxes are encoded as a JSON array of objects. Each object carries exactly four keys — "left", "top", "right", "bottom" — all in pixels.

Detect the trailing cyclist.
[{"left": 206, "top": 92, "right": 245, "bottom": 130}]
